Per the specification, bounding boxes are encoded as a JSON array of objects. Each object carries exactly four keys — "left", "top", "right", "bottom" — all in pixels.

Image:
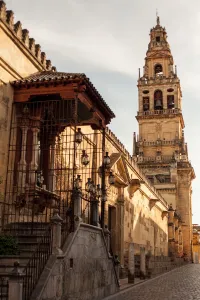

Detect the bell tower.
[{"left": 134, "top": 16, "right": 195, "bottom": 259}]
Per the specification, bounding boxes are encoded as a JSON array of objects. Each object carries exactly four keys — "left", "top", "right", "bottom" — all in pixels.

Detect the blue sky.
[{"left": 6, "top": 0, "right": 200, "bottom": 223}]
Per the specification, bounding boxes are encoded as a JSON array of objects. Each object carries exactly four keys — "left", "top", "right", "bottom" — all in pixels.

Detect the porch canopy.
[{"left": 11, "top": 71, "right": 115, "bottom": 128}]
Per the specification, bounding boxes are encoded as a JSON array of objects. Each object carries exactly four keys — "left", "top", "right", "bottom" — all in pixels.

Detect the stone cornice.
[{"left": 136, "top": 110, "right": 185, "bottom": 128}]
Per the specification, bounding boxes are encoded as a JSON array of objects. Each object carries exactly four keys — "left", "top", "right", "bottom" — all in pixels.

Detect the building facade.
[
  {"left": 0, "top": 2, "right": 191, "bottom": 299},
  {"left": 134, "top": 16, "right": 195, "bottom": 259}
]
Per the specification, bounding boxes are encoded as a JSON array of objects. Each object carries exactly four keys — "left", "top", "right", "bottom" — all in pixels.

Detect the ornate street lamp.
[
  {"left": 108, "top": 172, "right": 115, "bottom": 185},
  {"left": 103, "top": 152, "right": 110, "bottom": 167},
  {"left": 96, "top": 184, "right": 102, "bottom": 198},
  {"left": 85, "top": 178, "right": 92, "bottom": 193},
  {"left": 74, "top": 175, "right": 82, "bottom": 190},
  {"left": 81, "top": 150, "right": 89, "bottom": 166},
  {"left": 75, "top": 128, "right": 82, "bottom": 144}
]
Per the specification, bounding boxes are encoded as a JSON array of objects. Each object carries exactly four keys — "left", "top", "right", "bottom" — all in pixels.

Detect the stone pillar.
[
  {"left": 48, "top": 142, "right": 56, "bottom": 192},
  {"left": 29, "top": 127, "right": 39, "bottom": 186},
  {"left": 9, "top": 262, "right": 24, "bottom": 300},
  {"left": 91, "top": 198, "right": 99, "bottom": 227},
  {"left": 140, "top": 247, "right": 146, "bottom": 279},
  {"left": 18, "top": 126, "right": 28, "bottom": 190},
  {"left": 168, "top": 205, "right": 175, "bottom": 257},
  {"left": 73, "top": 189, "right": 82, "bottom": 227},
  {"left": 114, "top": 255, "right": 120, "bottom": 280},
  {"left": 117, "top": 197, "right": 125, "bottom": 267},
  {"left": 104, "top": 225, "right": 111, "bottom": 253},
  {"left": 128, "top": 243, "right": 135, "bottom": 283},
  {"left": 50, "top": 209, "right": 63, "bottom": 255}
]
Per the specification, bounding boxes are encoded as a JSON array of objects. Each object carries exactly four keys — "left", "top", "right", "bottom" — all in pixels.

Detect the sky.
[{"left": 5, "top": 0, "right": 200, "bottom": 223}]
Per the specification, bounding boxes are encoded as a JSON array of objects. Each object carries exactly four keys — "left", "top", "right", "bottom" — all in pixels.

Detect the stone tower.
[{"left": 134, "top": 16, "right": 195, "bottom": 259}]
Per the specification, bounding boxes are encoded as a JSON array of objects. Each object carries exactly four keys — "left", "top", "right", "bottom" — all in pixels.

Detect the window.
[
  {"left": 143, "top": 90, "right": 149, "bottom": 94},
  {"left": 167, "top": 95, "right": 175, "bottom": 109},
  {"left": 154, "top": 64, "right": 163, "bottom": 75},
  {"left": 143, "top": 97, "right": 149, "bottom": 111},
  {"left": 156, "top": 36, "right": 160, "bottom": 42},
  {"left": 154, "top": 90, "right": 163, "bottom": 110}
]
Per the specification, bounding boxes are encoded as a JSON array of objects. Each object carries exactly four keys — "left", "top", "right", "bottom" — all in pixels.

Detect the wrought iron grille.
[
  {"left": 0, "top": 276, "right": 8, "bottom": 300},
  {"left": 2, "top": 99, "right": 104, "bottom": 233},
  {"left": 22, "top": 225, "right": 52, "bottom": 300}
]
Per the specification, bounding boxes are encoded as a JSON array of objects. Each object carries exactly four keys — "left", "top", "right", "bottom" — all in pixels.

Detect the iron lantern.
[
  {"left": 74, "top": 175, "right": 82, "bottom": 190},
  {"left": 81, "top": 150, "right": 89, "bottom": 166},
  {"left": 96, "top": 184, "right": 102, "bottom": 198},
  {"left": 75, "top": 128, "right": 82, "bottom": 144},
  {"left": 108, "top": 172, "right": 115, "bottom": 185},
  {"left": 85, "top": 178, "right": 92, "bottom": 192},
  {"left": 103, "top": 152, "right": 110, "bottom": 166}
]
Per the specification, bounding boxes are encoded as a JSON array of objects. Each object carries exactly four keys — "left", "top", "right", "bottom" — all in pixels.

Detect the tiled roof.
[
  {"left": 12, "top": 71, "right": 84, "bottom": 83},
  {"left": 12, "top": 71, "right": 115, "bottom": 118}
]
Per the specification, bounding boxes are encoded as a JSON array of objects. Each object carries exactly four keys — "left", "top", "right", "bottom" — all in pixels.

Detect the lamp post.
[{"left": 73, "top": 127, "right": 115, "bottom": 229}]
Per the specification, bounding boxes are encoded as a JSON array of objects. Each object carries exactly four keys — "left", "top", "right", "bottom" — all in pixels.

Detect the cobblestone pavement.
[
  {"left": 104, "top": 264, "right": 200, "bottom": 300},
  {"left": 127, "top": 264, "right": 200, "bottom": 300}
]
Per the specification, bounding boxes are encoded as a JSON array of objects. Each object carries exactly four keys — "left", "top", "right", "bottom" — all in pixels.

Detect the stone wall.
[{"left": 31, "top": 223, "right": 119, "bottom": 300}]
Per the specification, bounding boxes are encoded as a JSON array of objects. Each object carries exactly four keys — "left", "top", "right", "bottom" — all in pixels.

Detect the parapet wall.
[{"left": 0, "top": 0, "right": 55, "bottom": 71}]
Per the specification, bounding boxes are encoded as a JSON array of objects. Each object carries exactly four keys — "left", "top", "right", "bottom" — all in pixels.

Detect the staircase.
[{"left": 0, "top": 222, "right": 52, "bottom": 300}]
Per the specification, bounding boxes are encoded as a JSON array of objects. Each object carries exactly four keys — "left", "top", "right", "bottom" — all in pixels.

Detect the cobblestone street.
[
  {"left": 126, "top": 265, "right": 200, "bottom": 300},
  {"left": 106, "top": 265, "right": 200, "bottom": 300}
]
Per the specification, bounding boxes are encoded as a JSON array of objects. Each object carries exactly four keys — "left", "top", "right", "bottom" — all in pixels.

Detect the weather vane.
[{"left": 156, "top": 9, "right": 160, "bottom": 25}]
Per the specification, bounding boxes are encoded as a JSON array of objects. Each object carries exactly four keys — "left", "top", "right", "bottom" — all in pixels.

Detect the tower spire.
[{"left": 156, "top": 9, "right": 160, "bottom": 26}]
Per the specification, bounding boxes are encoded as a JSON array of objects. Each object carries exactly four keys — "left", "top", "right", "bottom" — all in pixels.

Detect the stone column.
[
  {"left": 114, "top": 255, "right": 120, "bottom": 280},
  {"left": 72, "top": 189, "right": 82, "bottom": 228},
  {"left": 140, "top": 247, "right": 146, "bottom": 279},
  {"left": 9, "top": 262, "right": 24, "bottom": 300},
  {"left": 48, "top": 142, "right": 56, "bottom": 192},
  {"left": 128, "top": 243, "right": 135, "bottom": 283},
  {"left": 50, "top": 209, "right": 63, "bottom": 255},
  {"left": 18, "top": 126, "right": 28, "bottom": 191},
  {"left": 117, "top": 197, "right": 125, "bottom": 267},
  {"left": 29, "top": 127, "right": 39, "bottom": 186},
  {"left": 104, "top": 225, "right": 111, "bottom": 254},
  {"left": 91, "top": 198, "right": 99, "bottom": 227}
]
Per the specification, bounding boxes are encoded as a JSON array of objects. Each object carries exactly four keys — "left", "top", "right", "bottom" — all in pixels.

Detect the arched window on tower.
[
  {"left": 143, "top": 97, "right": 149, "bottom": 111},
  {"left": 167, "top": 95, "right": 175, "bottom": 109},
  {"left": 154, "top": 64, "right": 163, "bottom": 76},
  {"left": 154, "top": 90, "right": 163, "bottom": 110}
]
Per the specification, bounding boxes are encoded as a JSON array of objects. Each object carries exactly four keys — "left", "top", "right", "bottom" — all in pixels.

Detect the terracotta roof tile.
[{"left": 11, "top": 71, "right": 115, "bottom": 119}]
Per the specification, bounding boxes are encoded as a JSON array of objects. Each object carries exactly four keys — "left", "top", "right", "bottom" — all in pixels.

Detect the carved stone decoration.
[
  {"left": 129, "top": 179, "right": 141, "bottom": 197},
  {"left": 162, "top": 211, "right": 168, "bottom": 220},
  {"left": 0, "top": 1, "right": 6, "bottom": 21},
  {"left": 29, "top": 38, "right": 35, "bottom": 54},
  {"left": 22, "top": 29, "right": 29, "bottom": 46},
  {"left": 46, "top": 60, "right": 52, "bottom": 70},
  {"left": 35, "top": 44, "right": 41, "bottom": 61},
  {"left": 6, "top": 10, "right": 14, "bottom": 27},
  {"left": 149, "top": 199, "right": 158, "bottom": 210},
  {"left": 14, "top": 21, "right": 22, "bottom": 39},
  {"left": 41, "top": 52, "right": 46, "bottom": 66}
]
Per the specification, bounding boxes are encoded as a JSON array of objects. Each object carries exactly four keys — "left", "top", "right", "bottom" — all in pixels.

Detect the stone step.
[{"left": 0, "top": 256, "right": 30, "bottom": 266}]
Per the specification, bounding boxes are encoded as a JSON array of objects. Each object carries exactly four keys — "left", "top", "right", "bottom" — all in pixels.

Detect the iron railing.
[
  {"left": 0, "top": 276, "right": 8, "bottom": 300},
  {"left": 22, "top": 225, "right": 52, "bottom": 300},
  {"left": 3, "top": 99, "right": 104, "bottom": 233}
]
